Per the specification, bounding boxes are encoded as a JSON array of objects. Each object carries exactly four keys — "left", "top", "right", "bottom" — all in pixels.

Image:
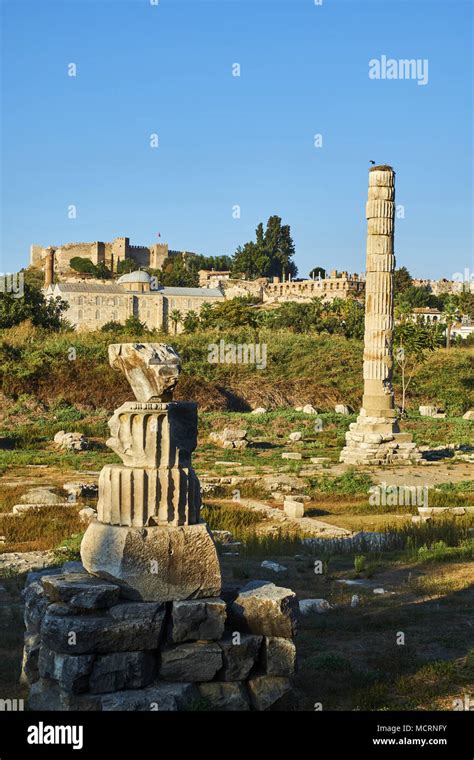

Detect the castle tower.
[
  {"left": 44, "top": 247, "right": 55, "bottom": 287},
  {"left": 340, "top": 166, "right": 421, "bottom": 466}
]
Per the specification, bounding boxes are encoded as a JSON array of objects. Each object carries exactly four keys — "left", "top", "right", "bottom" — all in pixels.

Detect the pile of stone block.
[
  {"left": 22, "top": 571, "right": 298, "bottom": 712},
  {"left": 53, "top": 431, "right": 89, "bottom": 452},
  {"left": 419, "top": 406, "right": 446, "bottom": 418},
  {"left": 209, "top": 428, "right": 249, "bottom": 450}
]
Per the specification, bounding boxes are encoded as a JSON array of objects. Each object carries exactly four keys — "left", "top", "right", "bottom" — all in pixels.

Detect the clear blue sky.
[{"left": 1, "top": 0, "right": 472, "bottom": 279}]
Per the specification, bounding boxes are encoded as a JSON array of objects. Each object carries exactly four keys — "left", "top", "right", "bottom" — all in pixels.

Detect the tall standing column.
[{"left": 340, "top": 166, "right": 421, "bottom": 465}]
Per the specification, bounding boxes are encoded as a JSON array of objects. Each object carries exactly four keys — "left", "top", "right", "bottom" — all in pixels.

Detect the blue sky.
[{"left": 1, "top": 0, "right": 472, "bottom": 279}]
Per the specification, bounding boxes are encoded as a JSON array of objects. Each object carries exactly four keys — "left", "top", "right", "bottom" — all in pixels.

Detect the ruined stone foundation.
[
  {"left": 22, "top": 569, "right": 297, "bottom": 712},
  {"left": 23, "top": 344, "right": 297, "bottom": 710},
  {"left": 340, "top": 167, "right": 421, "bottom": 465}
]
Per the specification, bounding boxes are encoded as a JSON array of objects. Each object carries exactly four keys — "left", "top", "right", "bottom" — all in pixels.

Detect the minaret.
[{"left": 340, "top": 166, "right": 421, "bottom": 465}]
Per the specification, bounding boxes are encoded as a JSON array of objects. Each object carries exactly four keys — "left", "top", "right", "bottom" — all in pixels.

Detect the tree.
[
  {"left": 116, "top": 259, "right": 137, "bottom": 274},
  {"left": 183, "top": 310, "right": 199, "bottom": 333},
  {"left": 231, "top": 216, "right": 297, "bottom": 280},
  {"left": 169, "top": 309, "right": 182, "bottom": 335},
  {"left": 0, "top": 282, "right": 69, "bottom": 330},
  {"left": 394, "top": 266, "right": 413, "bottom": 294},
  {"left": 199, "top": 297, "right": 259, "bottom": 330},
  {"left": 69, "top": 257, "right": 112, "bottom": 280},
  {"left": 124, "top": 315, "right": 149, "bottom": 336},
  {"left": 309, "top": 267, "right": 326, "bottom": 280},
  {"left": 442, "top": 297, "right": 459, "bottom": 349},
  {"left": 394, "top": 321, "right": 438, "bottom": 414}
]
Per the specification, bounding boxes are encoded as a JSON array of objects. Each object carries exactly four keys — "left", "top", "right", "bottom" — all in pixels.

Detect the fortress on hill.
[{"left": 30, "top": 237, "right": 198, "bottom": 275}]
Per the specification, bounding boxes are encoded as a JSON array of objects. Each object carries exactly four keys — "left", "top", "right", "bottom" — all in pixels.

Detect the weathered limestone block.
[
  {"left": 21, "top": 632, "right": 41, "bottom": 684},
  {"left": 38, "top": 647, "right": 94, "bottom": 694},
  {"left": 108, "top": 343, "right": 181, "bottom": 402},
  {"left": 335, "top": 404, "right": 352, "bottom": 415},
  {"left": 170, "top": 598, "right": 226, "bottom": 643},
  {"left": 23, "top": 581, "right": 49, "bottom": 634},
  {"left": 159, "top": 642, "right": 222, "bottom": 682},
  {"left": 20, "top": 487, "right": 62, "bottom": 505},
  {"left": 228, "top": 582, "right": 298, "bottom": 638},
  {"left": 209, "top": 428, "right": 249, "bottom": 449},
  {"left": 81, "top": 522, "right": 221, "bottom": 603},
  {"left": 40, "top": 607, "right": 166, "bottom": 654},
  {"left": 247, "top": 675, "right": 291, "bottom": 711},
  {"left": 283, "top": 500, "right": 304, "bottom": 518},
  {"left": 89, "top": 651, "right": 157, "bottom": 694},
  {"left": 53, "top": 431, "right": 89, "bottom": 452},
  {"left": 198, "top": 682, "right": 250, "bottom": 711},
  {"left": 463, "top": 410, "right": 474, "bottom": 420},
  {"left": 218, "top": 633, "right": 262, "bottom": 681},
  {"left": 98, "top": 464, "right": 200, "bottom": 527},
  {"left": 28, "top": 678, "right": 195, "bottom": 712},
  {"left": 106, "top": 402, "right": 198, "bottom": 469},
  {"left": 262, "top": 637, "right": 296, "bottom": 677},
  {"left": 282, "top": 453, "right": 302, "bottom": 460},
  {"left": 41, "top": 574, "right": 120, "bottom": 610}
]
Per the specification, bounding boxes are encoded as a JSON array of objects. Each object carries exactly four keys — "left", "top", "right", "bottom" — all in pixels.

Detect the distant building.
[
  {"left": 31, "top": 237, "right": 198, "bottom": 275},
  {"left": 45, "top": 270, "right": 224, "bottom": 333},
  {"left": 410, "top": 307, "right": 445, "bottom": 324},
  {"left": 263, "top": 270, "right": 365, "bottom": 303}
]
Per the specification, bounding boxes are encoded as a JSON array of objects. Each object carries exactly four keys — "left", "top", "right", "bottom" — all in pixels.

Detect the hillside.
[{"left": 0, "top": 322, "right": 472, "bottom": 414}]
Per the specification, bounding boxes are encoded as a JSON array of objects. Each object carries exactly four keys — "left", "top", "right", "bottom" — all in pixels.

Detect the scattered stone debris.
[
  {"left": 0, "top": 551, "right": 57, "bottom": 576},
  {"left": 299, "top": 599, "right": 331, "bottom": 615},
  {"left": 281, "top": 453, "right": 302, "bottom": 460},
  {"left": 78, "top": 508, "right": 97, "bottom": 525},
  {"left": 419, "top": 405, "right": 445, "bottom": 418},
  {"left": 462, "top": 410, "right": 474, "bottom": 420},
  {"left": 251, "top": 408, "right": 268, "bottom": 415},
  {"left": 20, "top": 488, "right": 62, "bottom": 505},
  {"left": 288, "top": 432, "right": 302, "bottom": 442},
  {"left": 309, "top": 457, "right": 330, "bottom": 465},
  {"left": 63, "top": 482, "right": 98, "bottom": 499},
  {"left": 373, "top": 588, "right": 386, "bottom": 595},
  {"left": 261, "top": 561, "right": 287, "bottom": 573},
  {"left": 294, "top": 404, "right": 318, "bottom": 415},
  {"left": 12, "top": 503, "right": 76, "bottom": 516},
  {"left": 350, "top": 595, "right": 360, "bottom": 607},
  {"left": 283, "top": 499, "right": 304, "bottom": 519},
  {"left": 335, "top": 405, "right": 353, "bottom": 415},
  {"left": 53, "top": 431, "right": 89, "bottom": 451},
  {"left": 209, "top": 428, "right": 249, "bottom": 450}
]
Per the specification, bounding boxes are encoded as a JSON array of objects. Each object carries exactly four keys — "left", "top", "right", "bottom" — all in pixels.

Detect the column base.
[
  {"left": 81, "top": 521, "right": 221, "bottom": 602},
  {"left": 339, "top": 414, "right": 422, "bottom": 465}
]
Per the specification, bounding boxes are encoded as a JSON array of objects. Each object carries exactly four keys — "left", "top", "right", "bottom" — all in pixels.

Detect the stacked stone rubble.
[
  {"left": 22, "top": 570, "right": 297, "bottom": 712},
  {"left": 340, "top": 167, "right": 421, "bottom": 465}
]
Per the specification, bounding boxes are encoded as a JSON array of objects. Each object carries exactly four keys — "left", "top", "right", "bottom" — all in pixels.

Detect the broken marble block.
[
  {"left": 159, "top": 642, "right": 223, "bottom": 682},
  {"left": 81, "top": 522, "right": 221, "bottom": 603},
  {"left": 261, "top": 637, "right": 296, "bottom": 677},
  {"left": 218, "top": 633, "right": 262, "bottom": 681},
  {"left": 209, "top": 428, "right": 249, "bottom": 450},
  {"left": 170, "top": 598, "right": 226, "bottom": 643},
  {"left": 228, "top": 581, "right": 299, "bottom": 638},
  {"left": 197, "top": 682, "right": 250, "bottom": 711},
  {"left": 108, "top": 343, "right": 182, "bottom": 402}
]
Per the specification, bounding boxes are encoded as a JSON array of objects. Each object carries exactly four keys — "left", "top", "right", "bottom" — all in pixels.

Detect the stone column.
[
  {"left": 81, "top": 343, "right": 221, "bottom": 601},
  {"left": 340, "top": 166, "right": 421, "bottom": 465},
  {"left": 44, "top": 247, "right": 55, "bottom": 288}
]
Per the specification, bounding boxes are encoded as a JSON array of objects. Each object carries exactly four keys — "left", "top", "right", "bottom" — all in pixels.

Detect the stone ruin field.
[{"left": 1, "top": 405, "right": 473, "bottom": 711}]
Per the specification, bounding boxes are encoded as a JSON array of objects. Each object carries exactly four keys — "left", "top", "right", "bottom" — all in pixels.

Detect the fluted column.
[{"left": 340, "top": 167, "right": 421, "bottom": 466}]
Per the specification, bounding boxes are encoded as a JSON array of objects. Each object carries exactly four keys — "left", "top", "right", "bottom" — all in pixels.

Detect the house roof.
[{"left": 49, "top": 282, "right": 224, "bottom": 298}]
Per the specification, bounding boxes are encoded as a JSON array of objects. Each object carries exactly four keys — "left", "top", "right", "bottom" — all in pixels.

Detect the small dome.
[{"left": 117, "top": 270, "right": 151, "bottom": 284}]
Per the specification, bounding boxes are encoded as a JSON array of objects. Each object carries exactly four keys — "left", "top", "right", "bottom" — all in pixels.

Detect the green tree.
[
  {"left": 116, "top": 259, "right": 137, "bottom": 274},
  {"left": 69, "top": 257, "right": 112, "bottom": 279},
  {"left": 123, "top": 315, "right": 149, "bottom": 336},
  {"left": 309, "top": 267, "right": 326, "bottom": 280},
  {"left": 169, "top": 309, "right": 182, "bottom": 335},
  {"left": 199, "top": 297, "right": 259, "bottom": 330},
  {"left": 394, "top": 321, "right": 438, "bottom": 414},
  {"left": 183, "top": 310, "right": 199, "bottom": 333},
  {"left": 0, "top": 283, "right": 68, "bottom": 330},
  {"left": 442, "top": 297, "right": 459, "bottom": 349},
  {"left": 232, "top": 216, "right": 297, "bottom": 280},
  {"left": 394, "top": 266, "right": 413, "bottom": 294}
]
